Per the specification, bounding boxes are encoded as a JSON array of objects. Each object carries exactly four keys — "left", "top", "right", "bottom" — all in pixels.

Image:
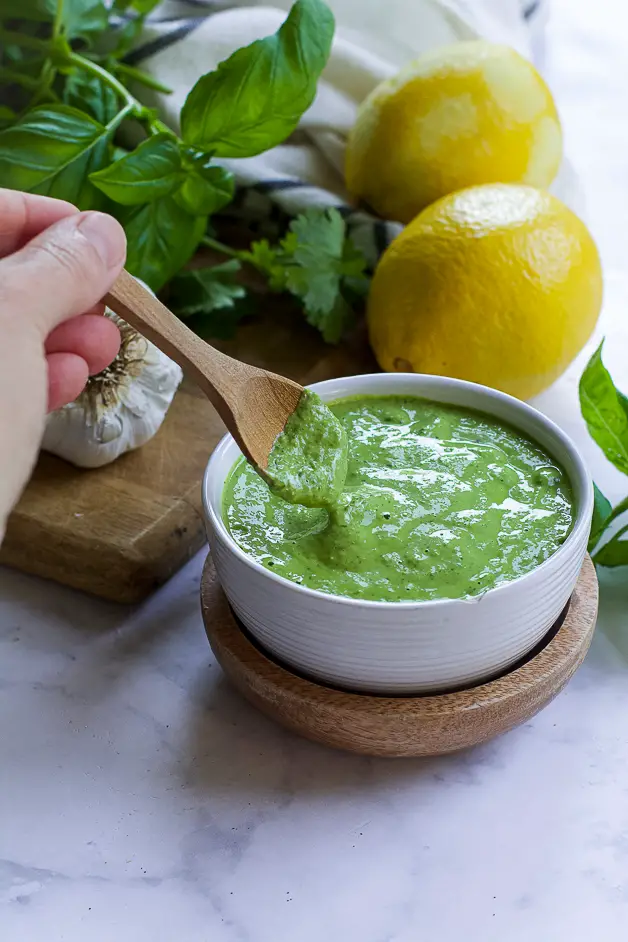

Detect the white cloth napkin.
[{"left": 124, "top": 0, "right": 582, "bottom": 262}]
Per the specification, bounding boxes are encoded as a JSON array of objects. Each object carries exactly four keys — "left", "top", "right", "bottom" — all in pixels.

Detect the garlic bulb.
[{"left": 42, "top": 312, "right": 183, "bottom": 469}]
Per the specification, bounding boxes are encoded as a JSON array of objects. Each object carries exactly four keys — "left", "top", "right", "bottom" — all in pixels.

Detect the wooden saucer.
[{"left": 201, "top": 556, "right": 598, "bottom": 757}]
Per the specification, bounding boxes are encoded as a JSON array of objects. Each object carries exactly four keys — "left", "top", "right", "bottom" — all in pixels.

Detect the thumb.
[{"left": 0, "top": 210, "right": 126, "bottom": 337}]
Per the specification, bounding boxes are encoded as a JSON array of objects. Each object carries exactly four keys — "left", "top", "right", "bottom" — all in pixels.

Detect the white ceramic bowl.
[{"left": 203, "top": 374, "right": 593, "bottom": 695}]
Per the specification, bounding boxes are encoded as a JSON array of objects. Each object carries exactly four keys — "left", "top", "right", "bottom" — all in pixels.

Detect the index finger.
[{"left": 0, "top": 189, "right": 78, "bottom": 257}]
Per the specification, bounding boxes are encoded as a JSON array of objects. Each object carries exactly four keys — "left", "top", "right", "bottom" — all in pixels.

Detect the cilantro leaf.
[
  {"left": 246, "top": 208, "right": 369, "bottom": 343},
  {"left": 168, "top": 261, "right": 249, "bottom": 339}
]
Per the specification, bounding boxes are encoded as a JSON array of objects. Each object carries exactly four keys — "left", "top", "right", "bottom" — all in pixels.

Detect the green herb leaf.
[
  {"left": 0, "top": 104, "right": 111, "bottom": 209},
  {"left": 110, "top": 16, "right": 145, "bottom": 58},
  {"left": 579, "top": 341, "right": 628, "bottom": 475},
  {"left": 247, "top": 208, "right": 368, "bottom": 342},
  {"left": 594, "top": 523, "right": 628, "bottom": 567},
  {"left": 589, "top": 482, "right": 613, "bottom": 552},
  {"left": 62, "top": 70, "right": 120, "bottom": 125},
  {"left": 113, "top": 0, "right": 160, "bottom": 11},
  {"left": 169, "top": 260, "right": 249, "bottom": 338},
  {"left": 0, "top": 0, "right": 53, "bottom": 21},
  {"left": 174, "top": 161, "right": 234, "bottom": 216},
  {"left": 246, "top": 239, "right": 289, "bottom": 291},
  {"left": 5, "top": 0, "right": 108, "bottom": 37},
  {"left": 169, "top": 260, "right": 245, "bottom": 314},
  {"left": 59, "top": 0, "right": 108, "bottom": 39},
  {"left": 180, "top": 0, "right": 334, "bottom": 157},
  {"left": 0, "top": 106, "right": 16, "bottom": 129},
  {"left": 121, "top": 196, "right": 206, "bottom": 292},
  {"left": 90, "top": 133, "right": 183, "bottom": 205}
]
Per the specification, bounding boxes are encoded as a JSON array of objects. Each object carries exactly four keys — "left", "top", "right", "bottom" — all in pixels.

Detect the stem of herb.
[
  {"left": 0, "top": 29, "right": 51, "bottom": 52},
  {"left": 66, "top": 52, "right": 138, "bottom": 110},
  {"left": 606, "top": 495, "right": 628, "bottom": 529},
  {"left": 201, "top": 236, "right": 245, "bottom": 261},
  {"left": 106, "top": 101, "right": 135, "bottom": 133},
  {"left": 0, "top": 68, "right": 45, "bottom": 92},
  {"left": 592, "top": 520, "right": 628, "bottom": 565},
  {"left": 112, "top": 62, "right": 173, "bottom": 96},
  {"left": 53, "top": 0, "right": 65, "bottom": 38}
]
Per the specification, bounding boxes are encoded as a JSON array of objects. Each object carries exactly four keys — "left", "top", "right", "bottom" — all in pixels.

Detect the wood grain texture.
[
  {"left": 0, "top": 306, "right": 376, "bottom": 602},
  {"left": 201, "top": 554, "right": 599, "bottom": 757},
  {"left": 106, "top": 270, "right": 303, "bottom": 470}
]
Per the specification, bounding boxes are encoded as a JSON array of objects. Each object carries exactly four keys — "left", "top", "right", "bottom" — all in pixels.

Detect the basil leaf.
[
  {"left": 594, "top": 523, "right": 628, "bottom": 568},
  {"left": 90, "top": 134, "right": 183, "bottom": 205},
  {"left": 174, "top": 164, "right": 234, "bottom": 216},
  {"left": 0, "top": 106, "right": 16, "bottom": 130},
  {"left": 113, "top": 0, "right": 160, "bottom": 11},
  {"left": 63, "top": 71, "right": 120, "bottom": 125},
  {"left": 0, "top": 0, "right": 52, "bottom": 20},
  {"left": 0, "top": 104, "right": 111, "bottom": 209},
  {"left": 579, "top": 341, "right": 628, "bottom": 475},
  {"left": 60, "top": 0, "right": 108, "bottom": 38},
  {"left": 589, "top": 482, "right": 613, "bottom": 552},
  {"left": 128, "top": 0, "right": 161, "bottom": 12},
  {"left": 180, "top": 0, "right": 334, "bottom": 157},
  {"left": 121, "top": 196, "right": 206, "bottom": 292},
  {"left": 110, "top": 16, "right": 145, "bottom": 58},
  {"left": 3, "top": 0, "right": 108, "bottom": 36}
]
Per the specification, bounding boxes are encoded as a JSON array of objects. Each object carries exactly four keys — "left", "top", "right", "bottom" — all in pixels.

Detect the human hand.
[{"left": 0, "top": 189, "right": 127, "bottom": 541}]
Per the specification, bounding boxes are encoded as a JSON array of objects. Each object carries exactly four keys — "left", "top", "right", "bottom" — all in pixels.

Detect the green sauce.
[
  {"left": 263, "top": 390, "right": 348, "bottom": 508},
  {"left": 224, "top": 395, "right": 574, "bottom": 603}
]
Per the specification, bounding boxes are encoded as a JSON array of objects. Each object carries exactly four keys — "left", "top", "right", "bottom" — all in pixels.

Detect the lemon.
[
  {"left": 367, "top": 184, "right": 603, "bottom": 400},
  {"left": 346, "top": 41, "right": 562, "bottom": 223}
]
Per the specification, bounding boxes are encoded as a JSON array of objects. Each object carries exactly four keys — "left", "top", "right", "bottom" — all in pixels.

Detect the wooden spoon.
[{"left": 105, "top": 269, "right": 303, "bottom": 469}]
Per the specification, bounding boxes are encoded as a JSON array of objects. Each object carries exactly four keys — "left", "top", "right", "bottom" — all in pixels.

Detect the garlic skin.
[{"left": 42, "top": 313, "right": 183, "bottom": 469}]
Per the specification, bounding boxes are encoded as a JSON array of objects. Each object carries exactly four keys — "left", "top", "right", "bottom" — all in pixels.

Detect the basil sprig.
[
  {"left": 0, "top": 0, "right": 365, "bottom": 333},
  {"left": 579, "top": 341, "right": 628, "bottom": 565}
]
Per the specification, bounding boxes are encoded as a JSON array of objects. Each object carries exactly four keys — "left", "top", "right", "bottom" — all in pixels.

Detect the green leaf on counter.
[
  {"left": 0, "top": 104, "right": 111, "bottom": 209},
  {"left": 594, "top": 523, "right": 628, "bottom": 567},
  {"left": 579, "top": 341, "right": 628, "bottom": 475},
  {"left": 169, "top": 260, "right": 249, "bottom": 338},
  {"left": 174, "top": 161, "right": 234, "bottom": 216},
  {"left": 180, "top": 0, "right": 334, "bottom": 157},
  {"left": 246, "top": 208, "right": 368, "bottom": 343},
  {"left": 121, "top": 196, "right": 206, "bottom": 292},
  {"left": 90, "top": 133, "right": 183, "bottom": 204},
  {"left": 589, "top": 483, "right": 613, "bottom": 552},
  {"left": 63, "top": 70, "right": 120, "bottom": 125}
]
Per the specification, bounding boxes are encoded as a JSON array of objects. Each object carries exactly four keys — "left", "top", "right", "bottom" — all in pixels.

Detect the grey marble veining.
[{"left": 3, "top": 1, "right": 628, "bottom": 938}]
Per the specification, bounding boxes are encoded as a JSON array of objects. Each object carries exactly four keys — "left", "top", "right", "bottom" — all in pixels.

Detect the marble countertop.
[{"left": 3, "top": 2, "right": 628, "bottom": 939}]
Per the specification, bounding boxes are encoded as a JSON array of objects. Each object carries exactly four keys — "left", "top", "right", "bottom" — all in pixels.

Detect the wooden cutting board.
[{"left": 0, "top": 304, "right": 376, "bottom": 603}]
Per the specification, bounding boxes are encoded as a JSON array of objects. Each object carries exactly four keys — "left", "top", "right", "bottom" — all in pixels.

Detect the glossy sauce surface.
[{"left": 224, "top": 395, "right": 574, "bottom": 602}]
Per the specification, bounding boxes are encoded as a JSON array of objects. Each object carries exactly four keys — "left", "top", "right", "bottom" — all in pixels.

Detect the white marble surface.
[{"left": 3, "top": 2, "right": 628, "bottom": 939}]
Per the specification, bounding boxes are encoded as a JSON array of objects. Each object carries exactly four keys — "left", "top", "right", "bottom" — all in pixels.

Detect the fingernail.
[{"left": 77, "top": 212, "right": 126, "bottom": 270}]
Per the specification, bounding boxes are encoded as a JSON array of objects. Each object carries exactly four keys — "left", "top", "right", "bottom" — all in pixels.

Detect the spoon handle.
[{"left": 105, "top": 269, "right": 242, "bottom": 419}]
